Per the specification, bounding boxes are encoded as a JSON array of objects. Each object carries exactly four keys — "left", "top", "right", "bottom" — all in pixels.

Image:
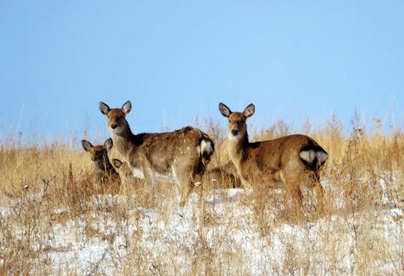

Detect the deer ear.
[
  {"left": 104, "top": 138, "right": 113, "bottom": 151},
  {"left": 99, "top": 102, "right": 110, "bottom": 116},
  {"left": 122, "top": 101, "right": 132, "bottom": 114},
  {"left": 112, "top": 159, "right": 122, "bottom": 169},
  {"left": 81, "top": 140, "right": 93, "bottom": 152},
  {"left": 219, "top": 102, "right": 232, "bottom": 118},
  {"left": 243, "top": 103, "right": 255, "bottom": 118}
]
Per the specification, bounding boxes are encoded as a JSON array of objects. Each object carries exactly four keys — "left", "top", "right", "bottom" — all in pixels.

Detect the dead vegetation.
[{"left": 0, "top": 115, "right": 403, "bottom": 275}]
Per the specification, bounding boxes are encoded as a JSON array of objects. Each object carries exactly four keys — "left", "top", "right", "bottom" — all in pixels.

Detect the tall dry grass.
[{"left": 0, "top": 114, "right": 403, "bottom": 275}]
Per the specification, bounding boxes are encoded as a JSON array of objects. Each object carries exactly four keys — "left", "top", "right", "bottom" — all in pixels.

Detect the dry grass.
[{"left": 0, "top": 115, "right": 403, "bottom": 275}]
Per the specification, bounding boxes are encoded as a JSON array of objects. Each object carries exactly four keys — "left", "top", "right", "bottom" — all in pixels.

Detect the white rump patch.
[
  {"left": 299, "top": 150, "right": 328, "bottom": 164},
  {"left": 300, "top": 150, "right": 316, "bottom": 163},
  {"left": 316, "top": 151, "right": 328, "bottom": 164},
  {"left": 200, "top": 139, "right": 214, "bottom": 155}
]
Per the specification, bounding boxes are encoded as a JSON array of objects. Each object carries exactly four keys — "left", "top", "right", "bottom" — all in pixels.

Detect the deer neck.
[
  {"left": 109, "top": 124, "right": 137, "bottom": 159},
  {"left": 228, "top": 133, "right": 249, "bottom": 174},
  {"left": 114, "top": 123, "right": 134, "bottom": 140}
]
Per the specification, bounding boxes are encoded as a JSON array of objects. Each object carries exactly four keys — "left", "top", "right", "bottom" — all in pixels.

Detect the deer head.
[
  {"left": 219, "top": 102, "right": 255, "bottom": 141},
  {"left": 81, "top": 139, "right": 110, "bottom": 172},
  {"left": 99, "top": 101, "right": 132, "bottom": 137}
]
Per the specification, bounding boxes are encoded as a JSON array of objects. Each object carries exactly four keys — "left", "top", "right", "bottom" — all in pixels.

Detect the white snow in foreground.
[{"left": 1, "top": 185, "right": 403, "bottom": 275}]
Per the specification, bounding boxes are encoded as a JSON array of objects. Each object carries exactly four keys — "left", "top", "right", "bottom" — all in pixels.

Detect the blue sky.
[{"left": 1, "top": 1, "right": 403, "bottom": 144}]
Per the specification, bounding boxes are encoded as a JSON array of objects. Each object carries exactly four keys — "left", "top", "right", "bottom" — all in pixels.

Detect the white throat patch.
[{"left": 228, "top": 133, "right": 241, "bottom": 141}]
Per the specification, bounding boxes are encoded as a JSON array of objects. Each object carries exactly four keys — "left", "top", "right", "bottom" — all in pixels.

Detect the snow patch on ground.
[{"left": 0, "top": 186, "right": 403, "bottom": 275}]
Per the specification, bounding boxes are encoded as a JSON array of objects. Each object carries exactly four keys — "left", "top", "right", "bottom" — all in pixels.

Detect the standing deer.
[
  {"left": 99, "top": 100, "right": 214, "bottom": 206},
  {"left": 218, "top": 102, "right": 328, "bottom": 213},
  {"left": 106, "top": 137, "right": 240, "bottom": 192}
]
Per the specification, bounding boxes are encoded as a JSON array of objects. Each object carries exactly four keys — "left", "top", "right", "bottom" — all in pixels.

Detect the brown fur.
[
  {"left": 81, "top": 139, "right": 120, "bottom": 194},
  {"left": 99, "top": 101, "right": 215, "bottom": 206},
  {"left": 104, "top": 139, "right": 137, "bottom": 187},
  {"left": 219, "top": 102, "right": 328, "bottom": 213},
  {"left": 203, "top": 162, "right": 241, "bottom": 189},
  {"left": 110, "top": 158, "right": 137, "bottom": 186}
]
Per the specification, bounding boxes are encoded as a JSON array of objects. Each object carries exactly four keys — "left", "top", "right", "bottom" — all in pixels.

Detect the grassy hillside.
[{"left": 0, "top": 118, "right": 403, "bottom": 275}]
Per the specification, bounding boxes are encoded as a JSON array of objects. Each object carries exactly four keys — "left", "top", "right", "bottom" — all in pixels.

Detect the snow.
[{"left": 0, "top": 181, "right": 403, "bottom": 275}]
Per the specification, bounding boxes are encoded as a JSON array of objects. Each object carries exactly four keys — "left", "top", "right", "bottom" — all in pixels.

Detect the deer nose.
[
  {"left": 231, "top": 129, "right": 239, "bottom": 136},
  {"left": 110, "top": 123, "right": 117, "bottom": 129}
]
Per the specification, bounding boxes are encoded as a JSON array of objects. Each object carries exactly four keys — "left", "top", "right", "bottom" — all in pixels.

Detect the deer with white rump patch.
[
  {"left": 219, "top": 102, "right": 328, "bottom": 213},
  {"left": 99, "top": 101, "right": 214, "bottom": 206}
]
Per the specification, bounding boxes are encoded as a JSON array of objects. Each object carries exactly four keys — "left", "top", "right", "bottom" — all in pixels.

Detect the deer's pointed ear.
[
  {"left": 122, "top": 101, "right": 132, "bottom": 114},
  {"left": 81, "top": 140, "right": 93, "bottom": 152},
  {"left": 104, "top": 138, "right": 113, "bottom": 151},
  {"left": 112, "top": 159, "right": 122, "bottom": 169},
  {"left": 99, "top": 102, "right": 110, "bottom": 116},
  {"left": 243, "top": 103, "right": 255, "bottom": 118},
  {"left": 219, "top": 102, "right": 232, "bottom": 118}
]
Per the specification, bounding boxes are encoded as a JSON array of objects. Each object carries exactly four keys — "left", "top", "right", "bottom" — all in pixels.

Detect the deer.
[
  {"left": 111, "top": 158, "right": 133, "bottom": 183},
  {"left": 99, "top": 100, "right": 215, "bottom": 207},
  {"left": 104, "top": 138, "right": 137, "bottom": 186},
  {"left": 218, "top": 102, "right": 328, "bottom": 213},
  {"left": 202, "top": 163, "right": 242, "bottom": 189},
  {"left": 81, "top": 139, "right": 121, "bottom": 194}
]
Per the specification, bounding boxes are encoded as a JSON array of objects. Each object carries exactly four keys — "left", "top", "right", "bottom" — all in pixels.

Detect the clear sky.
[{"left": 1, "top": 1, "right": 403, "bottom": 144}]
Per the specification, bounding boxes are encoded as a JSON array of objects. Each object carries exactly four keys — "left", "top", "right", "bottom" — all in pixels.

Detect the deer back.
[{"left": 133, "top": 126, "right": 212, "bottom": 177}]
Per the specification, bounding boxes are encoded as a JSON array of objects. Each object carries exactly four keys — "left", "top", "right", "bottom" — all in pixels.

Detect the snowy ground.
[{"left": 1, "top": 182, "right": 403, "bottom": 275}]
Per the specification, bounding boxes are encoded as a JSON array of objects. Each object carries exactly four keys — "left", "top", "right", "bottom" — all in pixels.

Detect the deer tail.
[
  {"left": 199, "top": 138, "right": 214, "bottom": 166},
  {"left": 299, "top": 147, "right": 328, "bottom": 170}
]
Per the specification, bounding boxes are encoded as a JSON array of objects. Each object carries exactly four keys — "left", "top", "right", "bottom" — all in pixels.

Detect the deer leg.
[
  {"left": 179, "top": 179, "right": 194, "bottom": 207},
  {"left": 179, "top": 170, "right": 194, "bottom": 207},
  {"left": 142, "top": 166, "right": 155, "bottom": 186},
  {"left": 284, "top": 173, "right": 303, "bottom": 218},
  {"left": 313, "top": 181, "right": 324, "bottom": 215},
  {"left": 173, "top": 165, "right": 195, "bottom": 207},
  {"left": 141, "top": 167, "right": 156, "bottom": 205},
  {"left": 292, "top": 184, "right": 303, "bottom": 212},
  {"left": 278, "top": 180, "right": 304, "bottom": 222}
]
